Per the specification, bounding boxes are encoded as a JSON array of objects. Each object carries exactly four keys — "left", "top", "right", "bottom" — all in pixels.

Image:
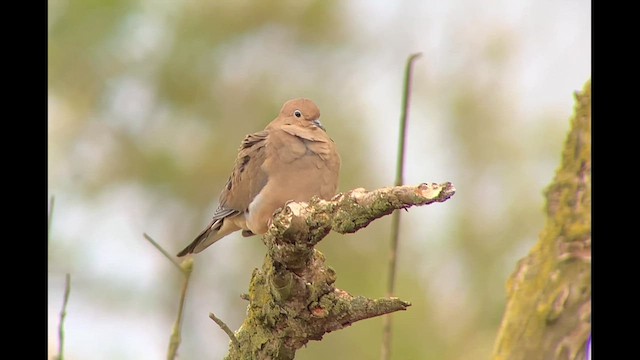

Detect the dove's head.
[{"left": 279, "top": 98, "right": 325, "bottom": 130}]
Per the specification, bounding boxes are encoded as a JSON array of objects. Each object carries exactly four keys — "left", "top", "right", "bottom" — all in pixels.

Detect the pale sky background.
[{"left": 48, "top": 1, "right": 590, "bottom": 359}]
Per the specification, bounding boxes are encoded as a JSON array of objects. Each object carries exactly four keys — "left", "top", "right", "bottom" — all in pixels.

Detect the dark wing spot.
[
  {"left": 239, "top": 155, "right": 250, "bottom": 173},
  {"left": 226, "top": 177, "right": 232, "bottom": 190}
]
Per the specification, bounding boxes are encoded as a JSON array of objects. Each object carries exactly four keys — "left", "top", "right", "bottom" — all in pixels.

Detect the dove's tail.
[
  {"left": 176, "top": 210, "right": 244, "bottom": 257},
  {"left": 176, "top": 226, "right": 216, "bottom": 257}
]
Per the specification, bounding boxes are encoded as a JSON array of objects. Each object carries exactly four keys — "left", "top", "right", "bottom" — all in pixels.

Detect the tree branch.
[
  {"left": 224, "top": 182, "right": 455, "bottom": 359},
  {"left": 492, "top": 80, "right": 591, "bottom": 359},
  {"left": 209, "top": 312, "right": 239, "bottom": 350}
]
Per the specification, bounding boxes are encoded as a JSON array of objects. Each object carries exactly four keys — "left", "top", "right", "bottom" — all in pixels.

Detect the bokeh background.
[{"left": 48, "top": 1, "right": 591, "bottom": 359}]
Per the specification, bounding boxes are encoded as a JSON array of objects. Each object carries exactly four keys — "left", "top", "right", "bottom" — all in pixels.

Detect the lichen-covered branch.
[
  {"left": 224, "top": 182, "right": 455, "bottom": 359},
  {"left": 492, "top": 80, "right": 591, "bottom": 360}
]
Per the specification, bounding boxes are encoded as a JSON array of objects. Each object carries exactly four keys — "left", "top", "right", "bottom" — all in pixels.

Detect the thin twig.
[
  {"left": 57, "top": 273, "right": 71, "bottom": 360},
  {"left": 209, "top": 312, "right": 240, "bottom": 349},
  {"left": 167, "top": 258, "right": 194, "bottom": 360},
  {"left": 382, "top": 52, "right": 422, "bottom": 360},
  {"left": 141, "top": 233, "right": 193, "bottom": 359},
  {"left": 143, "top": 233, "right": 184, "bottom": 273},
  {"left": 48, "top": 195, "right": 55, "bottom": 242}
]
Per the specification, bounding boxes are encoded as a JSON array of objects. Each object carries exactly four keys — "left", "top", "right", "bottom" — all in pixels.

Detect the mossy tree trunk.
[
  {"left": 222, "top": 183, "right": 456, "bottom": 359},
  {"left": 492, "top": 80, "right": 591, "bottom": 360}
]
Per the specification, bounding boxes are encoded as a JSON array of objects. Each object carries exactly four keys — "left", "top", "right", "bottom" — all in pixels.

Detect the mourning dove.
[{"left": 177, "top": 98, "right": 341, "bottom": 256}]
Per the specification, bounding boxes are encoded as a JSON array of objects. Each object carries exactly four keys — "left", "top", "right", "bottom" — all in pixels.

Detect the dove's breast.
[{"left": 245, "top": 129, "right": 340, "bottom": 234}]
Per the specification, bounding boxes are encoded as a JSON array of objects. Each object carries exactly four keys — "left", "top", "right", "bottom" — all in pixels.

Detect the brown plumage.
[{"left": 177, "top": 98, "right": 341, "bottom": 256}]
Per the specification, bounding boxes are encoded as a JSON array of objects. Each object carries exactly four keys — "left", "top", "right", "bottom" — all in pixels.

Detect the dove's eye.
[{"left": 294, "top": 110, "right": 302, "bottom": 118}]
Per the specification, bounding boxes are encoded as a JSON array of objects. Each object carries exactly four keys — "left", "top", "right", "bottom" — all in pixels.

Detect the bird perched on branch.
[{"left": 177, "top": 98, "right": 341, "bottom": 256}]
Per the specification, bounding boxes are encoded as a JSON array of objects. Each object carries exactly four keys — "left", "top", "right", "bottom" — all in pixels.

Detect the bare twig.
[
  {"left": 209, "top": 312, "right": 240, "bottom": 350},
  {"left": 143, "top": 233, "right": 183, "bottom": 273},
  {"left": 57, "top": 273, "right": 71, "bottom": 360},
  {"left": 382, "top": 52, "right": 422, "bottom": 360},
  {"left": 50, "top": 196, "right": 68, "bottom": 360},
  {"left": 167, "top": 258, "right": 193, "bottom": 360},
  {"left": 142, "top": 233, "right": 193, "bottom": 360},
  {"left": 48, "top": 195, "right": 55, "bottom": 242}
]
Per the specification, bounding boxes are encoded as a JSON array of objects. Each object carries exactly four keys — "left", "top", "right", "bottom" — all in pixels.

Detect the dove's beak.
[{"left": 313, "top": 119, "right": 326, "bottom": 131}]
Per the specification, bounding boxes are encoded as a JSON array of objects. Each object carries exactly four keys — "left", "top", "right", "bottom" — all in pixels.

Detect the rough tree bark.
[
  {"left": 223, "top": 182, "right": 456, "bottom": 359},
  {"left": 492, "top": 80, "right": 591, "bottom": 360}
]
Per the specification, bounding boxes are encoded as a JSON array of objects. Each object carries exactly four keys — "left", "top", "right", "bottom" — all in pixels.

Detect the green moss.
[
  {"left": 492, "top": 79, "right": 591, "bottom": 359},
  {"left": 270, "top": 271, "right": 294, "bottom": 302},
  {"left": 369, "top": 195, "right": 393, "bottom": 213},
  {"left": 318, "top": 293, "right": 336, "bottom": 311},
  {"left": 325, "top": 266, "right": 337, "bottom": 285}
]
